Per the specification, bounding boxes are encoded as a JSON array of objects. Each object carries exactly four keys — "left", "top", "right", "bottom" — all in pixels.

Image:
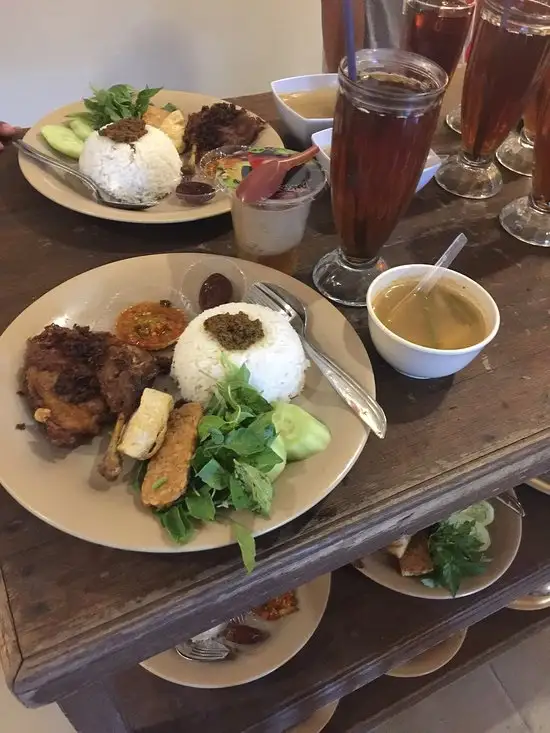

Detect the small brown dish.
[{"left": 176, "top": 176, "right": 219, "bottom": 206}]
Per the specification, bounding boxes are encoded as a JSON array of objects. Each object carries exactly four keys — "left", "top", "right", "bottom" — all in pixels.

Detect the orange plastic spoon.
[{"left": 236, "top": 145, "right": 319, "bottom": 204}]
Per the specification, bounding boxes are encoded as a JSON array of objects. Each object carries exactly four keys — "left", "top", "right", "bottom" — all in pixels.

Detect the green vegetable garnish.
[
  {"left": 68, "top": 84, "right": 162, "bottom": 130},
  {"left": 163, "top": 102, "right": 178, "bottom": 113},
  {"left": 152, "top": 477, "right": 167, "bottom": 491},
  {"left": 422, "top": 520, "right": 489, "bottom": 596}
]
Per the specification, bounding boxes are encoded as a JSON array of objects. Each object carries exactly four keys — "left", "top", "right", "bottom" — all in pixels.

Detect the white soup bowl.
[{"left": 366, "top": 264, "right": 500, "bottom": 379}]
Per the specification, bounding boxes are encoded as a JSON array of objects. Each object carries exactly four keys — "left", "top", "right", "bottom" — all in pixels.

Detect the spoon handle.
[
  {"left": 14, "top": 140, "right": 100, "bottom": 196},
  {"left": 302, "top": 340, "right": 387, "bottom": 439}
]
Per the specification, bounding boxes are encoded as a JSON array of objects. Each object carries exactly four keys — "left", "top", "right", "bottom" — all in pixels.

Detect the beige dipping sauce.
[{"left": 280, "top": 88, "right": 337, "bottom": 118}]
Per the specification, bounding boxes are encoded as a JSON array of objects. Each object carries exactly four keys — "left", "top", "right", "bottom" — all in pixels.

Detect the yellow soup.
[
  {"left": 373, "top": 278, "right": 487, "bottom": 350},
  {"left": 280, "top": 88, "right": 338, "bottom": 119}
]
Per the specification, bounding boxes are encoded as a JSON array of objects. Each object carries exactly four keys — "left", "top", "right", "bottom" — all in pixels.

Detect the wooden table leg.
[{"left": 59, "top": 680, "right": 132, "bottom": 733}]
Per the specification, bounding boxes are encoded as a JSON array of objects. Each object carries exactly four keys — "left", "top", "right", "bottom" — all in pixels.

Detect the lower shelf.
[
  {"left": 97, "top": 486, "right": 550, "bottom": 733},
  {"left": 325, "top": 604, "right": 550, "bottom": 732}
]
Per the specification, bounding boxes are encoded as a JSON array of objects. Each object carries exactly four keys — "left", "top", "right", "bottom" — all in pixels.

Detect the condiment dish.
[
  {"left": 366, "top": 264, "right": 500, "bottom": 379},
  {"left": 271, "top": 74, "right": 338, "bottom": 146},
  {"left": 311, "top": 127, "right": 442, "bottom": 190}
]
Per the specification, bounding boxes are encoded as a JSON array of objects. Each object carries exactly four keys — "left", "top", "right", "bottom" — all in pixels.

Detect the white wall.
[{"left": 2, "top": 0, "right": 323, "bottom": 125}]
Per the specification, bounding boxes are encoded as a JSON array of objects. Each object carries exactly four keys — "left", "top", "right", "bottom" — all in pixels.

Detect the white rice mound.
[
  {"left": 79, "top": 124, "right": 181, "bottom": 204},
  {"left": 172, "top": 302, "right": 309, "bottom": 406}
]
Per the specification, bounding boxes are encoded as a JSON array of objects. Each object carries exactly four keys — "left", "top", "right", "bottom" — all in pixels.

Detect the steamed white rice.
[
  {"left": 172, "top": 302, "right": 308, "bottom": 406},
  {"left": 79, "top": 124, "right": 181, "bottom": 204}
]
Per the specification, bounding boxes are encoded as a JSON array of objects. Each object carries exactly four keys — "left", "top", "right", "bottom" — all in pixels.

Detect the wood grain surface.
[
  {"left": 88, "top": 487, "right": 550, "bottom": 733},
  {"left": 1, "top": 71, "right": 550, "bottom": 708}
]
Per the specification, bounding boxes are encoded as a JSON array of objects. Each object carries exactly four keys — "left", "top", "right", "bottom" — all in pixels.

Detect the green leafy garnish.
[
  {"left": 163, "top": 102, "right": 178, "bottom": 113},
  {"left": 422, "top": 520, "right": 488, "bottom": 596},
  {"left": 142, "top": 360, "right": 281, "bottom": 572},
  {"left": 152, "top": 477, "right": 167, "bottom": 491},
  {"left": 68, "top": 84, "right": 162, "bottom": 130},
  {"left": 232, "top": 521, "right": 256, "bottom": 574}
]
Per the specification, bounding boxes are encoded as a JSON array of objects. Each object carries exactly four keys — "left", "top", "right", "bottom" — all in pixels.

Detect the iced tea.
[
  {"left": 462, "top": 0, "right": 550, "bottom": 160},
  {"left": 403, "top": 0, "right": 475, "bottom": 78}
]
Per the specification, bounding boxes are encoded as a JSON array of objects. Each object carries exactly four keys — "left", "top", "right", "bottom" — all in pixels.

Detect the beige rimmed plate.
[
  {"left": 0, "top": 254, "right": 373, "bottom": 553},
  {"left": 508, "top": 589, "right": 550, "bottom": 611},
  {"left": 19, "top": 90, "right": 283, "bottom": 224},
  {"left": 387, "top": 629, "right": 467, "bottom": 678},
  {"left": 355, "top": 501, "right": 522, "bottom": 599},
  {"left": 288, "top": 701, "right": 339, "bottom": 733},
  {"left": 140, "top": 574, "right": 330, "bottom": 687},
  {"left": 525, "top": 476, "right": 550, "bottom": 495}
]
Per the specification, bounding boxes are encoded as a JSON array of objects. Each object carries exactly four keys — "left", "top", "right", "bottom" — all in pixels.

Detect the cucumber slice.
[
  {"left": 266, "top": 433, "right": 287, "bottom": 482},
  {"left": 272, "top": 402, "right": 331, "bottom": 462},
  {"left": 470, "top": 522, "right": 491, "bottom": 551},
  {"left": 452, "top": 501, "right": 495, "bottom": 527},
  {"left": 41, "top": 125, "right": 84, "bottom": 159},
  {"left": 69, "top": 118, "right": 95, "bottom": 141}
]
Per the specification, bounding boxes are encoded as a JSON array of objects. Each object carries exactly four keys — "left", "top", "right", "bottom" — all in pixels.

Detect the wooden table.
[{"left": 1, "top": 73, "right": 550, "bottom": 731}]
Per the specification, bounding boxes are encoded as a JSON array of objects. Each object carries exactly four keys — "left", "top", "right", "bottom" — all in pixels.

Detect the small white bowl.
[
  {"left": 366, "top": 264, "right": 500, "bottom": 380},
  {"left": 271, "top": 74, "right": 338, "bottom": 147},
  {"left": 311, "top": 127, "right": 442, "bottom": 191}
]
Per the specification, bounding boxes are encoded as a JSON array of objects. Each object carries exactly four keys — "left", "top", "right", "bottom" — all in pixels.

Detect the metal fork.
[
  {"left": 245, "top": 282, "right": 387, "bottom": 439},
  {"left": 175, "top": 639, "right": 233, "bottom": 662},
  {"left": 15, "top": 140, "right": 161, "bottom": 211}
]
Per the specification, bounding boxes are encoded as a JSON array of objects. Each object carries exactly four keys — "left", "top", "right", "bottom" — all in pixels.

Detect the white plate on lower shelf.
[{"left": 140, "top": 574, "right": 331, "bottom": 688}]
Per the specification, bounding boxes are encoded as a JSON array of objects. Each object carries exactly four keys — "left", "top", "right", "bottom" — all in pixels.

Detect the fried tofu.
[
  {"left": 386, "top": 535, "right": 412, "bottom": 560},
  {"left": 143, "top": 105, "right": 186, "bottom": 152},
  {"left": 398, "top": 532, "right": 434, "bottom": 577},
  {"left": 141, "top": 402, "right": 203, "bottom": 509}
]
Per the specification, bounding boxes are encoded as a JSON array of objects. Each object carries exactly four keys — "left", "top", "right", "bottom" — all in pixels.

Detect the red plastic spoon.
[{"left": 236, "top": 145, "right": 319, "bottom": 204}]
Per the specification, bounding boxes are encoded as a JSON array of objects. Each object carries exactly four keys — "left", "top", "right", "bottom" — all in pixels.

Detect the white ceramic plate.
[
  {"left": 0, "top": 254, "right": 374, "bottom": 553},
  {"left": 19, "top": 90, "right": 283, "bottom": 224},
  {"left": 387, "top": 629, "right": 467, "bottom": 678},
  {"left": 311, "top": 127, "right": 442, "bottom": 190},
  {"left": 355, "top": 501, "right": 522, "bottom": 599},
  {"left": 140, "top": 574, "right": 331, "bottom": 688}
]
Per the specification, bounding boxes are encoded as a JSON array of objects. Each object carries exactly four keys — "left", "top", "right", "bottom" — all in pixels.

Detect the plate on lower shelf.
[
  {"left": 288, "top": 701, "right": 339, "bottom": 733},
  {"left": 386, "top": 629, "right": 467, "bottom": 678},
  {"left": 354, "top": 500, "right": 522, "bottom": 599},
  {"left": 140, "top": 574, "right": 331, "bottom": 688},
  {"left": 508, "top": 584, "right": 550, "bottom": 611},
  {"left": 525, "top": 476, "right": 550, "bottom": 495}
]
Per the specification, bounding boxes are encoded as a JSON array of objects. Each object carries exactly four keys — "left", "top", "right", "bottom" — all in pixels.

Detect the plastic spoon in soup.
[
  {"left": 236, "top": 145, "right": 320, "bottom": 204},
  {"left": 387, "top": 233, "right": 468, "bottom": 326}
]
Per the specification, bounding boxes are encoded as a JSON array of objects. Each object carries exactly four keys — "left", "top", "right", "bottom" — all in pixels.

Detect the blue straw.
[{"left": 343, "top": 0, "right": 358, "bottom": 80}]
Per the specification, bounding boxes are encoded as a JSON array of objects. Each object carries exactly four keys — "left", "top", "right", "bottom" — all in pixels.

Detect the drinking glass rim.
[
  {"left": 338, "top": 49, "right": 448, "bottom": 101},
  {"left": 483, "top": 0, "right": 550, "bottom": 22},
  {"left": 404, "top": 0, "right": 475, "bottom": 10}
]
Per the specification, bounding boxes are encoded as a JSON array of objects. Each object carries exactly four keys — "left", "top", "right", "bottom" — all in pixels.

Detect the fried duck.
[{"left": 23, "top": 324, "right": 158, "bottom": 451}]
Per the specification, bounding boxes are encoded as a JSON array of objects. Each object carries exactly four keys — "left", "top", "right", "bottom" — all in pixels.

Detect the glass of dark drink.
[
  {"left": 500, "top": 64, "right": 550, "bottom": 246},
  {"left": 402, "top": 0, "right": 476, "bottom": 78},
  {"left": 313, "top": 49, "right": 447, "bottom": 307},
  {"left": 436, "top": 0, "right": 550, "bottom": 199},
  {"left": 496, "top": 90, "right": 539, "bottom": 175}
]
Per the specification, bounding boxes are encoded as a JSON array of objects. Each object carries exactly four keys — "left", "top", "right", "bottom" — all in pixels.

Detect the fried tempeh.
[
  {"left": 398, "top": 532, "right": 434, "bottom": 577},
  {"left": 141, "top": 402, "right": 203, "bottom": 509}
]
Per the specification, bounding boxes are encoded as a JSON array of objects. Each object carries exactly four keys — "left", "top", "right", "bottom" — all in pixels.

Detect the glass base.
[
  {"left": 435, "top": 152, "right": 503, "bottom": 199},
  {"left": 496, "top": 132, "right": 534, "bottom": 177},
  {"left": 312, "top": 248, "right": 388, "bottom": 307},
  {"left": 445, "top": 105, "right": 462, "bottom": 135},
  {"left": 500, "top": 196, "right": 550, "bottom": 247}
]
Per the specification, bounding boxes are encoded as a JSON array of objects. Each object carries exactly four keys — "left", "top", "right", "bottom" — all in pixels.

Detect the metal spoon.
[
  {"left": 14, "top": 140, "right": 161, "bottom": 211},
  {"left": 246, "top": 282, "right": 387, "bottom": 439}
]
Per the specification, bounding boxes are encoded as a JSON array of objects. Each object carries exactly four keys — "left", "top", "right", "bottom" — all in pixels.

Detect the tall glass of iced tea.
[
  {"left": 496, "top": 89, "right": 539, "bottom": 176},
  {"left": 436, "top": 0, "right": 550, "bottom": 199},
  {"left": 500, "top": 63, "right": 550, "bottom": 245},
  {"left": 313, "top": 49, "right": 447, "bottom": 307},
  {"left": 402, "top": 0, "right": 476, "bottom": 78}
]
